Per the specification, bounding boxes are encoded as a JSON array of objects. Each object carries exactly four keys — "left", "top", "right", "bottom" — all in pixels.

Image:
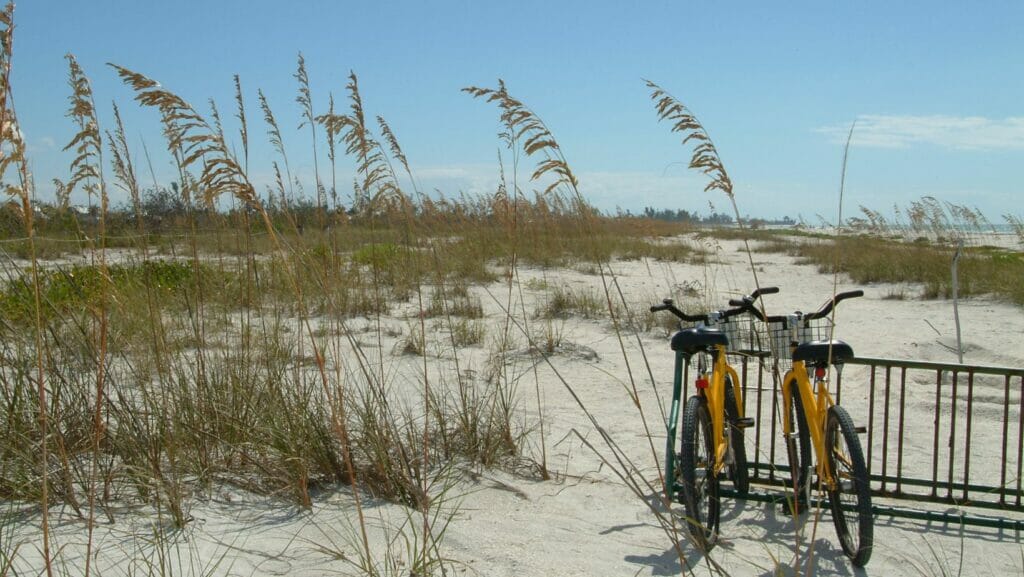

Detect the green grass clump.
[
  {"left": 754, "top": 234, "right": 1024, "bottom": 304},
  {"left": 0, "top": 260, "right": 195, "bottom": 321},
  {"left": 537, "top": 285, "right": 605, "bottom": 319},
  {"left": 352, "top": 242, "right": 402, "bottom": 268},
  {"left": 449, "top": 318, "right": 485, "bottom": 347}
]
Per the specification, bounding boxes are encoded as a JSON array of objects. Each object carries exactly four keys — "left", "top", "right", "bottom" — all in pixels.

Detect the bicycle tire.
[
  {"left": 784, "top": 380, "right": 812, "bottom": 513},
  {"left": 826, "top": 406, "right": 874, "bottom": 567},
  {"left": 724, "top": 380, "right": 749, "bottom": 495},
  {"left": 679, "top": 396, "right": 720, "bottom": 551}
]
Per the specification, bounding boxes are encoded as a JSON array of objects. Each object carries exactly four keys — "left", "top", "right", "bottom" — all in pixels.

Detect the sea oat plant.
[
  {"left": 0, "top": 4, "right": 54, "bottom": 574},
  {"left": 465, "top": 80, "right": 714, "bottom": 569}
]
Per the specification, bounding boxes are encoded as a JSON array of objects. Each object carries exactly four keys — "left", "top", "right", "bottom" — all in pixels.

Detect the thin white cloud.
[
  {"left": 817, "top": 115, "right": 1024, "bottom": 150},
  {"left": 25, "top": 135, "right": 57, "bottom": 153}
]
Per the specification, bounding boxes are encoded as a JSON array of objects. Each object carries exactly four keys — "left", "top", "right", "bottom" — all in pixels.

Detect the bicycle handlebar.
[
  {"left": 731, "top": 288, "right": 864, "bottom": 324},
  {"left": 650, "top": 286, "right": 779, "bottom": 323},
  {"left": 651, "top": 287, "right": 864, "bottom": 328},
  {"left": 649, "top": 299, "right": 708, "bottom": 323},
  {"left": 727, "top": 285, "right": 779, "bottom": 307},
  {"left": 803, "top": 289, "right": 864, "bottom": 320}
]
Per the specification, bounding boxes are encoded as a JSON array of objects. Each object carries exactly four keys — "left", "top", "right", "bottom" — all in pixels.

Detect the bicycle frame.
[{"left": 780, "top": 361, "right": 839, "bottom": 490}]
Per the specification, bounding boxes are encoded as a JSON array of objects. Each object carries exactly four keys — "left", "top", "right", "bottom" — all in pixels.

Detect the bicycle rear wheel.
[
  {"left": 784, "top": 380, "right": 812, "bottom": 513},
  {"left": 826, "top": 406, "right": 873, "bottom": 566},
  {"left": 724, "top": 380, "right": 749, "bottom": 495},
  {"left": 680, "top": 396, "right": 720, "bottom": 551}
]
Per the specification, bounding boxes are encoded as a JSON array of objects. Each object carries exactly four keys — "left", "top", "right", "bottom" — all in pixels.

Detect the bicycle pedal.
[
  {"left": 855, "top": 426, "right": 867, "bottom": 434},
  {"left": 733, "top": 417, "right": 755, "bottom": 429}
]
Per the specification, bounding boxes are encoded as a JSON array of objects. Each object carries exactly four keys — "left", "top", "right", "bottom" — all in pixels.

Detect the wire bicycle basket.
[
  {"left": 690, "top": 315, "right": 769, "bottom": 357},
  {"left": 757, "top": 315, "right": 835, "bottom": 368}
]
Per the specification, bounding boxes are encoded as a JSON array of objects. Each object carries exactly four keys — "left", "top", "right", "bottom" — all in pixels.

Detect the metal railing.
[
  {"left": 679, "top": 354, "right": 1024, "bottom": 528},
  {"left": 849, "top": 357, "right": 1024, "bottom": 510}
]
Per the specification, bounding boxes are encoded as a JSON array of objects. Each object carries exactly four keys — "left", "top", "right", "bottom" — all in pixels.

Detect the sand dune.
[{"left": 6, "top": 235, "right": 1023, "bottom": 576}]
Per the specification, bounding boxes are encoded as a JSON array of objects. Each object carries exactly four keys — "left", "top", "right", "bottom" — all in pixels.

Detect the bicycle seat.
[
  {"left": 671, "top": 327, "right": 728, "bottom": 355},
  {"left": 792, "top": 339, "right": 854, "bottom": 365}
]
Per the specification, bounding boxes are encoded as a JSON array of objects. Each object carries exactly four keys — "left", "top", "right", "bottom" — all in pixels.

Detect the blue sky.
[{"left": 11, "top": 0, "right": 1024, "bottom": 221}]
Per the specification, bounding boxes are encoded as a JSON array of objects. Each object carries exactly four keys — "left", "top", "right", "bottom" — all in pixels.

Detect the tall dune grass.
[
  {"left": 0, "top": 7, "right": 704, "bottom": 572},
  {"left": 1, "top": 3, "right": 1020, "bottom": 574}
]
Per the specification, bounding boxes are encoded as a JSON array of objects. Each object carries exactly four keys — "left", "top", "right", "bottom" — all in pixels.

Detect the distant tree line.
[
  {"left": 625, "top": 206, "right": 796, "bottom": 227},
  {"left": 638, "top": 207, "right": 734, "bottom": 224},
  {"left": 0, "top": 184, "right": 335, "bottom": 238}
]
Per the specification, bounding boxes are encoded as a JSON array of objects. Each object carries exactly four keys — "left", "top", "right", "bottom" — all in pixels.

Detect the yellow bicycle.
[
  {"left": 651, "top": 286, "right": 777, "bottom": 551},
  {"left": 749, "top": 290, "right": 873, "bottom": 567}
]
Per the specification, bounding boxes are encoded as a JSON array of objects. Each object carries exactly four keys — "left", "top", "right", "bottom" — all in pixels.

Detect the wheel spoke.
[{"left": 833, "top": 451, "right": 853, "bottom": 470}]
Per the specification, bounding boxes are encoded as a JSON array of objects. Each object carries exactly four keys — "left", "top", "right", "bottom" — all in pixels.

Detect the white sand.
[{"left": 6, "top": 235, "right": 1023, "bottom": 576}]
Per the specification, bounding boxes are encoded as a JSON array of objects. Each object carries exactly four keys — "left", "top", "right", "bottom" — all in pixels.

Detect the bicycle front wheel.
[
  {"left": 826, "top": 406, "right": 874, "bottom": 567},
  {"left": 680, "top": 396, "right": 720, "bottom": 551}
]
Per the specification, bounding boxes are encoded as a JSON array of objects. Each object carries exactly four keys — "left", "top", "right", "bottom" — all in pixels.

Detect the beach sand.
[{"left": 6, "top": 235, "right": 1023, "bottom": 576}]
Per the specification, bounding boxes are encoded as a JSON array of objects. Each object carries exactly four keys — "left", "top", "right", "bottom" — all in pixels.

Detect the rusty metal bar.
[
  {"left": 848, "top": 357, "right": 1024, "bottom": 376},
  {"left": 733, "top": 356, "right": 1024, "bottom": 523},
  {"left": 948, "top": 369, "right": 958, "bottom": 501},
  {"left": 882, "top": 365, "right": 892, "bottom": 493},
  {"left": 722, "top": 486, "right": 1024, "bottom": 531},
  {"left": 932, "top": 368, "right": 942, "bottom": 499},
  {"left": 769, "top": 362, "right": 781, "bottom": 484},
  {"left": 1001, "top": 374, "right": 1010, "bottom": 506},
  {"left": 963, "top": 370, "right": 975, "bottom": 502},
  {"left": 867, "top": 365, "right": 876, "bottom": 477},
  {"left": 897, "top": 366, "right": 907, "bottom": 496},
  {"left": 1017, "top": 374, "right": 1023, "bottom": 508},
  {"left": 753, "top": 358, "right": 765, "bottom": 481}
]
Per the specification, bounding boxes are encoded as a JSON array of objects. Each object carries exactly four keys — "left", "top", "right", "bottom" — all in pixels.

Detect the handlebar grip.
[
  {"left": 650, "top": 298, "right": 674, "bottom": 313},
  {"left": 753, "top": 286, "right": 780, "bottom": 297},
  {"left": 836, "top": 289, "right": 864, "bottom": 301},
  {"left": 728, "top": 298, "right": 745, "bottom": 307},
  {"left": 806, "top": 289, "right": 864, "bottom": 320}
]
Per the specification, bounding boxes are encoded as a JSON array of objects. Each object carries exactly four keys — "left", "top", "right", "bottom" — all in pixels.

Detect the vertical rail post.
[
  {"left": 881, "top": 365, "right": 892, "bottom": 492},
  {"left": 932, "top": 369, "right": 943, "bottom": 499},
  {"left": 1017, "top": 375, "right": 1023, "bottom": 507},
  {"left": 769, "top": 362, "right": 780, "bottom": 483},
  {"left": 948, "top": 370, "right": 959, "bottom": 501},
  {"left": 897, "top": 367, "right": 907, "bottom": 496},
  {"left": 752, "top": 357, "right": 764, "bottom": 481},
  {"left": 868, "top": 366, "right": 877, "bottom": 477},
  {"left": 963, "top": 371, "right": 975, "bottom": 502},
  {"left": 1000, "top": 374, "right": 1010, "bottom": 505}
]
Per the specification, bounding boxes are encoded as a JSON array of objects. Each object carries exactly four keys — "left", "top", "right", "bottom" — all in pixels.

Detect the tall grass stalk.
[
  {"left": 646, "top": 81, "right": 764, "bottom": 298},
  {"left": 108, "top": 62, "right": 375, "bottom": 557},
  {"left": 0, "top": 4, "right": 53, "bottom": 575},
  {"left": 295, "top": 52, "right": 326, "bottom": 227},
  {"left": 467, "top": 80, "right": 701, "bottom": 567},
  {"left": 63, "top": 52, "right": 113, "bottom": 577}
]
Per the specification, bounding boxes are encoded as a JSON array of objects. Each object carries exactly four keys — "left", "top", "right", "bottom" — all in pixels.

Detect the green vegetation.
[
  {"left": 0, "top": 260, "right": 194, "bottom": 320},
  {"left": 714, "top": 230, "right": 1024, "bottom": 304},
  {"left": 0, "top": 3, "right": 1020, "bottom": 574}
]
